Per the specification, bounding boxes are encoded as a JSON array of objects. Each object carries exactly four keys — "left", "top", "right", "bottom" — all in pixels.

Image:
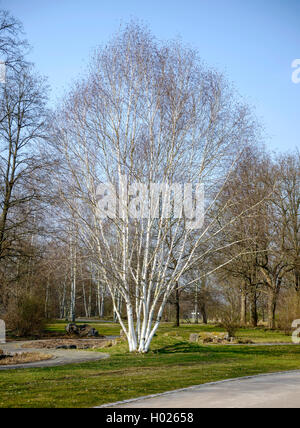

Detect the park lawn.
[
  {"left": 0, "top": 333, "right": 299, "bottom": 408},
  {"left": 45, "top": 321, "right": 292, "bottom": 343}
]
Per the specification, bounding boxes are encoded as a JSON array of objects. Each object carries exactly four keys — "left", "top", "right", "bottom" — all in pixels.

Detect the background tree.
[
  {"left": 0, "top": 9, "right": 29, "bottom": 71},
  {"left": 0, "top": 8, "right": 49, "bottom": 319}
]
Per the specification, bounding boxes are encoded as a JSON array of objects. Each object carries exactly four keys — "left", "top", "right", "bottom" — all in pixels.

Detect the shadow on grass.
[
  {"left": 153, "top": 341, "right": 209, "bottom": 354},
  {"left": 152, "top": 340, "right": 299, "bottom": 359}
]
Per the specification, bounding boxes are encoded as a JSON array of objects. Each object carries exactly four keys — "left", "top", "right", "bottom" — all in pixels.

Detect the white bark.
[
  {"left": 49, "top": 24, "right": 261, "bottom": 352},
  {"left": 69, "top": 231, "right": 77, "bottom": 323},
  {"left": 59, "top": 278, "right": 67, "bottom": 319}
]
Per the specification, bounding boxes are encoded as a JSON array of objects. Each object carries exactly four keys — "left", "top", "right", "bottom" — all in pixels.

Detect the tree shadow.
[
  {"left": 152, "top": 341, "right": 297, "bottom": 359},
  {"left": 153, "top": 341, "right": 211, "bottom": 355}
]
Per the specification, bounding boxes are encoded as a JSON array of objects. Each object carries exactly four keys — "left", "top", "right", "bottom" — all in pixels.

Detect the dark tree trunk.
[
  {"left": 267, "top": 289, "right": 278, "bottom": 330},
  {"left": 194, "top": 285, "right": 199, "bottom": 324},
  {"left": 240, "top": 284, "right": 247, "bottom": 326},
  {"left": 295, "top": 270, "right": 300, "bottom": 294},
  {"left": 250, "top": 287, "right": 258, "bottom": 327},
  {"left": 266, "top": 276, "right": 281, "bottom": 330},
  {"left": 174, "top": 283, "right": 180, "bottom": 327},
  {"left": 200, "top": 303, "right": 208, "bottom": 324}
]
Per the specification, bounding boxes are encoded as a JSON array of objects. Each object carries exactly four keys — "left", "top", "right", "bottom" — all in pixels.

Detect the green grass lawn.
[
  {"left": 0, "top": 324, "right": 298, "bottom": 408},
  {"left": 45, "top": 321, "right": 292, "bottom": 343}
]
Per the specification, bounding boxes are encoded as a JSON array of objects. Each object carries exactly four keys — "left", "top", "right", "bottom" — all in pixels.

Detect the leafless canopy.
[{"left": 49, "top": 22, "right": 261, "bottom": 352}]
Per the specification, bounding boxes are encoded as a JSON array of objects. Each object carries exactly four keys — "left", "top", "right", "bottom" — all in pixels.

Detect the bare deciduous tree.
[
  {"left": 0, "top": 9, "right": 29, "bottom": 70},
  {"left": 0, "top": 66, "right": 48, "bottom": 261},
  {"left": 50, "top": 23, "right": 262, "bottom": 352}
]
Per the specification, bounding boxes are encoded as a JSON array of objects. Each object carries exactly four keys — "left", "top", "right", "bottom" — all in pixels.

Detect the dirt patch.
[
  {"left": 0, "top": 351, "right": 53, "bottom": 366},
  {"left": 21, "top": 338, "right": 117, "bottom": 350}
]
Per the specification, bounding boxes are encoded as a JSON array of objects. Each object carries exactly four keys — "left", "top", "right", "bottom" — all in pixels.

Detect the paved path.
[
  {"left": 0, "top": 341, "right": 109, "bottom": 370},
  {"left": 100, "top": 371, "right": 300, "bottom": 408}
]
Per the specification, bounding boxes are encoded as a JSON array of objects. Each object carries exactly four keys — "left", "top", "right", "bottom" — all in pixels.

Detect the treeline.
[{"left": 0, "top": 12, "right": 299, "bottom": 344}]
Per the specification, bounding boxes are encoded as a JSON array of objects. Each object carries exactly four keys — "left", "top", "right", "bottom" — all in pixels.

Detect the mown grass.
[
  {"left": 0, "top": 325, "right": 298, "bottom": 408},
  {"left": 45, "top": 321, "right": 292, "bottom": 343}
]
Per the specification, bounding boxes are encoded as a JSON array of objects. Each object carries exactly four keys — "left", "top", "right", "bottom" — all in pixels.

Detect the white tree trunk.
[{"left": 50, "top": 25, "right": 263, "bottom": 352}]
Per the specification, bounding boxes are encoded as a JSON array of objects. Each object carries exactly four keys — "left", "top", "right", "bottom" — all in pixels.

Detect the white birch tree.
[{"left": 50, "top": 23, "right": 260, "bottom": 352}]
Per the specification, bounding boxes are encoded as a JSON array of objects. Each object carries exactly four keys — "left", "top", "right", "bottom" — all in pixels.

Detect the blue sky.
[{"left": 1, "top": 0, "right": 300, "bottom": 153}]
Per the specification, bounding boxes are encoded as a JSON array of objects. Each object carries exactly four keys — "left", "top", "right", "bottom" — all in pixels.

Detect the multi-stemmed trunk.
[
  {"left": 260, "top": 267, "right": 283, "bottom": 330},
  {"left": 114, "top": 289, "right": 170, "bottom": 353},
  {"left": 52, "top": 24, "right": 266, "bottom": 354}
]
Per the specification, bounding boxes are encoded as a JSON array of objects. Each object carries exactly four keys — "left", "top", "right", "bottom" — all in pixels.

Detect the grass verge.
[{"left": 0, "top": 331, "right": 299, "bottom": 408}]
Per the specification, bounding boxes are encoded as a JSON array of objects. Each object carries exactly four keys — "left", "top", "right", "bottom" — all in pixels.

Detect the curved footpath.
[
  {"left": 0, "top": 341, "right": 109, "bottom": 370},
  {"left": 98, "top": 370, "right": 300, "bottom": 408}
]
